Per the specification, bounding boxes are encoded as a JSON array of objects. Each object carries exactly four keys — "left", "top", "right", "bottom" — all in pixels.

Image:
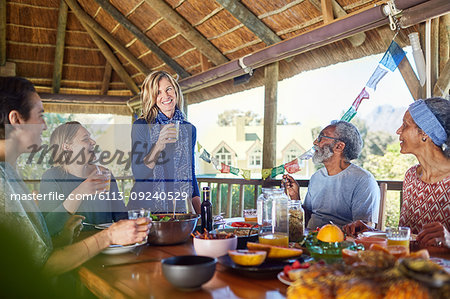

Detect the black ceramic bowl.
[{"left": 161, "top": 255, "right": 216, "bottom": 290}]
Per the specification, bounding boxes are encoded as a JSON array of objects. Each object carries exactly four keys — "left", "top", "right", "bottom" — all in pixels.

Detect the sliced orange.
[
  {"left": 317, "top": 224, "right": 345, "bottom": 243},
  {"left": 342, "top": 248, "right": 360, "bottom": 265},
  {"left": 246, "top": 242, "right": 303, "bottom": 259},
  {"left": 409, "top": 249, "right": 430, "bottom": 259},
  {"left": 387, "top": 245, "right": 408, "bottom": 259},
  {"left": 369, "top": 243, "right": 390, "bottom": 254},
  {"left": 228, "top": 250, "right": 267, "bottom": 266}
]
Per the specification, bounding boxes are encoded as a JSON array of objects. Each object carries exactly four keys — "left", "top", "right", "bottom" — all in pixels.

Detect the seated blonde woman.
[
  {"left": 343, "top": 97, "right": 450, "bottom": 249},
  {"left": 0, "top": 77, "right": 150, "bottom": 280},
  {"left": 39, "top": 121, "right": 127, "bottom": 239}
]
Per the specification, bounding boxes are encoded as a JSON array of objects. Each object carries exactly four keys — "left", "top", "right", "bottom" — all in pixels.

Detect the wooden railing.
[{"left": 24, "top": 176, "right": 403, "bottom": 219}]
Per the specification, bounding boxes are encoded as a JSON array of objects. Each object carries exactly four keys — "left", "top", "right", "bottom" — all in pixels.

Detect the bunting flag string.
[{"left": 196, "top": 40, "right": 405, "bottom": 180}]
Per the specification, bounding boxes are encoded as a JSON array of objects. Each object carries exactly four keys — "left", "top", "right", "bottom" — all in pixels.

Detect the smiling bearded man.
[{"left": 283, "top": 120, "right": 380, "bottom": 230}]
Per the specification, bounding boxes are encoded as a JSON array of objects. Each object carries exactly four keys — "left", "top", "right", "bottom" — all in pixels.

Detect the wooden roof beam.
[
  {"left": 100, "top": 62, "right": 112, "bottom": 95},
  {"left": 0, "top": 0, "right": 6, "bottom": 66},
  {"left": 144, "top": 0, "right": 228, "bottom": 66},
  {"left": 39, "top": 92, "right": 129, "bottom": 103},
  {"left": 215, "top": 0, "right": 281, "bottom": 45},
  {"left": 94, "top": 0, "right": 189, "bottom": 78},
  {"left": 52, "top": 0, "right": 68, "bottom": 94},
  {"left": 309, "top": 0, "right": 366, "bottom": 47},
  {"left": 321, "top": 0, "right": 334, "bottom": 24},
  {"left": 75, "top": 16, "right": 139, "bottom": 95},
  {"left": 64, "top": 0, "right": 150, "bottom": 75},
  {"left": 398, "top": 56, "right": 423, "bottom": 100}
]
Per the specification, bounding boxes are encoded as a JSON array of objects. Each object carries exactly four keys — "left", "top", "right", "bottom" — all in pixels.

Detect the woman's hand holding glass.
[
  {"left": 74, "top": 170, "right": 110, "bottom": 195},
  {"left": 106, "top": 218, "right": 151, "bottom": 246},
  {"left": 156, "top": 124, "right": 178, "bottom": 148},
  {"left": 417, "top": 222, "right": 450, "bottom": 248}
]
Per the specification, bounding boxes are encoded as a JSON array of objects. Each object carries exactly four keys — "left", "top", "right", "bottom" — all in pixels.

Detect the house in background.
[{"left": 197, "top": 116, "right": 315, "bottom": 179}]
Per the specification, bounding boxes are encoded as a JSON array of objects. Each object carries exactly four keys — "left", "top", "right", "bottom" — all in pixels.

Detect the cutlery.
[
  {"left": 82, "top": 222, "right": 97, "bottom": 227},
  {"left": 102, "top": 258, "right": 161, "bottom": 268}
]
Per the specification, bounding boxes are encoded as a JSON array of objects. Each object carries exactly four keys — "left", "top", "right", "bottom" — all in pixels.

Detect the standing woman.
[
  {"left": 0, "top": 77, "right": 149, "bottom": 277},
  {"left": 129, "top": 71, "right": 201, "bottom": 213}
]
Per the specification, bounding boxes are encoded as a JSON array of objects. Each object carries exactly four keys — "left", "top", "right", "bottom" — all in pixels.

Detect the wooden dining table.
[{"left": 78, "top": 239, "right": 288, "bottom": 299}]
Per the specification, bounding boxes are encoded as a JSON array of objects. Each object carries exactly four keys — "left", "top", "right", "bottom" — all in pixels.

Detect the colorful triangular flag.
[
  {"left": 220, "top": 163, "right": 230, "bottom": 173},
  {"left": 366, "top": 66, "right": 388, "bottom": 90},
  {"left": 271, "top": 165, "right": 285, "bottom": 178},
  {"left": 199, "top": 149, "right": 211, "bottom": 163},
  {"left": 262, "top": 169, "right": 271, "bottom": 179},
  {"left": 351, "top": 88, "right": 370, "bottom": 111},
  {"left": 380, "top": 41, "right": 406, "bottom": 71},
  {"left": 230, "top": 166, "right": 240, "bottom": 176},
  {"left": 211, "top": 157, "right": 220, "bottom": 169},
  {"left": 241, "top": 169, "right": 251, "bottom": 180},
  {"left": 285, "top": 159, "right": 301, "bottom": 174}
]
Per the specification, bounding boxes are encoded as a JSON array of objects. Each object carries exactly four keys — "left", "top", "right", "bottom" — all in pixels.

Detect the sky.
[{"left": 188, "top": 46, "right": 417, "bottom": 137}]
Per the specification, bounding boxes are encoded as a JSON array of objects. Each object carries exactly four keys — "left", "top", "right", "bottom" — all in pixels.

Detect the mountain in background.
[{"left": 363, "top": 105, "right": 407, "bottom": 134}]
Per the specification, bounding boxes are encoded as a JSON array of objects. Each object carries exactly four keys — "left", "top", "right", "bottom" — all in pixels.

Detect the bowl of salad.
[{"left": 147, "top": 213, "right": 200, "bottom": 245}]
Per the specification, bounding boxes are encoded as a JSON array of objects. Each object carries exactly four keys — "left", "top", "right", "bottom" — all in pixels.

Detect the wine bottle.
[{"left": 200, "top": 187, "right": 213, "bottom": 233}]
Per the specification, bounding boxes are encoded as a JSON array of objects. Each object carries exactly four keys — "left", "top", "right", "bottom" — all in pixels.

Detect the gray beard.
[{"left": 312, "top": 144, "right": 334, "bottom": 164}]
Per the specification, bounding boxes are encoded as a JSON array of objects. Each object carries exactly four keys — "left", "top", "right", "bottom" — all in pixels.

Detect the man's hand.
[
  {"left": 282, "top": 174, "right": 300, "bottom": 200},
  {"left": 342, "top": 220, "right": 374, "bottom": 237}
]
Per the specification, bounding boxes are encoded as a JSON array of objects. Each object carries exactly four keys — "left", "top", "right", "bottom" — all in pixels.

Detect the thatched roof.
[{"left": 2, "top": 0, "right": 449, "bottom": 114}]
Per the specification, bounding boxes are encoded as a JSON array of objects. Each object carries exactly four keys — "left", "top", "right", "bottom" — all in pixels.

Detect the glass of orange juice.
[
  {"left": 244, "top": 209, "right": 257, "bottom": 222},
  {"left": 386, "top": 227, "right": 410, "bottom": 254}
]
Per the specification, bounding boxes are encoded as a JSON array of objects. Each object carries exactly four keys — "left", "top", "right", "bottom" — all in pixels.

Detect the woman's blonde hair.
[
  {"left": 49, "top": 121, "right": 82, "bottom": 171},
  {"left": 140, "top": 71, "right": 184, "bottom": 123}
]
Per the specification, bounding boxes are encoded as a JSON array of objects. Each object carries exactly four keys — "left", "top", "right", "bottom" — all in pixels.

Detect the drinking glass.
[
  {"left": 128, "top": 209, "right": 151, "bottom": 242},
  {"left": 386, "top": 226, "right": 410, "bottom": 254},
  {"left": 169, "top": 120, "right": 180, "bottom": 140}
]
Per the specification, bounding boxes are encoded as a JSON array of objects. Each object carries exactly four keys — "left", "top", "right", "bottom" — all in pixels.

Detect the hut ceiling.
[{"left": 2, "top": 0, "right": 449, "bottom": 113}]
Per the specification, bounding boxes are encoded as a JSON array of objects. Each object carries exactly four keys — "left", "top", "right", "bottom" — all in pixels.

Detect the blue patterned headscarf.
[{"left": 408, "top": 99, "right": 447, "bottom": 146}]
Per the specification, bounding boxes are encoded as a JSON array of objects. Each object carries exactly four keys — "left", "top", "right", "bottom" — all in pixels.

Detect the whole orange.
[{"left": 317, "top": 224, "right": 345, "bottom": 243}]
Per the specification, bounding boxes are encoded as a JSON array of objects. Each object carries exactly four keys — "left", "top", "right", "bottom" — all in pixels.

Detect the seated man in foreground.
[{"left": 284, "top": 120, "right": 380, "bottom": 230}]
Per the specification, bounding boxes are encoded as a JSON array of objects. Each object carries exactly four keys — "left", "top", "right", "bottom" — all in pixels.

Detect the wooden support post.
[
  {"left": 321, "top": 0, "right": 334, "bottom": 24},
  {"left": 100, "top": 62, "right": 112, "bottom": 95},
  {"left": 0, "top": 0, "right": 6, "bottom": 66},
  {"left": 145, "top": 0, "right": 228, "bottom": 66},
  {"left": 227, "top": 184, "right": 233, "bottom": 217},
  {"left": 216, "top": 183, "right": 222, "bottom": 216},
  {"left": 438, "top": 14, "right": 449, "bottom": 74},
  {"left": 52, "top": 0, "right": 68, "bottom": 94},
  {"left": 79, "top": 20, "right": 140, "bottom": 94},
  {"left": 262, "top": 62, "right": 278, "bottom": 170},
  {"left": 65, "top": 0, "right": 149, "bottom": 75},
  {"left": 433, "top": 59, "right": 450, "bottom": 97},
  {"left": 253, "top": 185, "right": 259, "bottom": 208},
  {"left": 398, "top": 56, "right": 422, "bottom": 100},
  {"left": 430, "top": 18, "right": 440, "bottom": 93},
  {"left": 239, "top": 184, "right": 244, "bottom": 217}
]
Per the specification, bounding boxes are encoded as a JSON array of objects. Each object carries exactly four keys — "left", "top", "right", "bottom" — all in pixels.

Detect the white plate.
[
  {"left": 101, "top": 241, "right": 146, "bottom": 255},
  {"left": 361, "top": 231, "right": 387, "bottom": 238},
  {"left": 277, "top": 271, "right": 292, "bottom": 286},
  {"left": 95, "top": 223, "right": 112, "bottom": 230}
]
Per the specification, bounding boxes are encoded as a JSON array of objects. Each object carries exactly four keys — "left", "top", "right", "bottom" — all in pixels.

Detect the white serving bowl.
[{"left": 193, "top": 235, "right": 238, "bottom": 258}]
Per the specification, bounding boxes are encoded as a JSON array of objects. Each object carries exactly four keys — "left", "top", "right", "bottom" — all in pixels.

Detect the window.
[
  {"left": 215, "top": 147, "right": 232, "bottom": 165},
  {"left": 249, "top": 148, "right": 262, "bottom": 167}
]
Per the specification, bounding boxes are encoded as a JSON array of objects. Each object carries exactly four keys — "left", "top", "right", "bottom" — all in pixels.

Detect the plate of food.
[
  {"left": 101, "top": 241, "right": 146, "bottom": 255},
  {"left": 218, "top": 251, "right": 313, "bottom": 279}
]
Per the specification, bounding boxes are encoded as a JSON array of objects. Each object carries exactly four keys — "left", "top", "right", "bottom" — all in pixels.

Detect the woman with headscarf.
[{"left": 344, "top": 97, "right": 449, "bottom": 249}]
